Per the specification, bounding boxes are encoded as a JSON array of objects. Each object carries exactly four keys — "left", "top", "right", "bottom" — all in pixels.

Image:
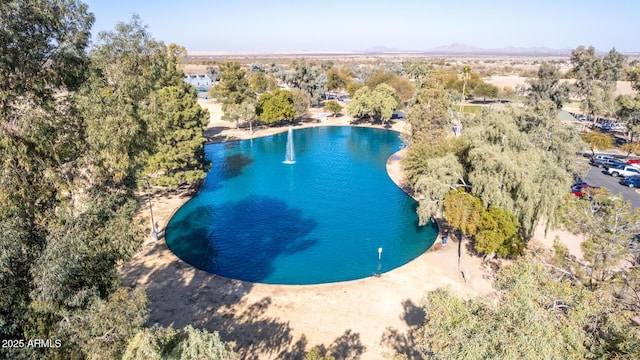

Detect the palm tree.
[{"left": 458, "top": 65, "right": 472, "bottom": 113}]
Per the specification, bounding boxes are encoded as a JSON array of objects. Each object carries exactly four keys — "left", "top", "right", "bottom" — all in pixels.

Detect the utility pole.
[{"left": 141, "top": 177, "right": 158, "bottom": 241}]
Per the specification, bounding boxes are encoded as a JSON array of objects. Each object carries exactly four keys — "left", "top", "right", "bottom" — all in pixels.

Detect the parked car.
[
  {"left": 627, "top": 159, "right": 640, "bottom": 165},
  {"left": 571, "top": 183, "right": 600, "bottom": 197},
  {"left": 606, "top": 165, "right": 640, "bottom": 177},
  {"left": 619, "top": 175, "right": 640, "bottom": 188},
  {"left": 590, "top": 157, "right": 623, "bottom": 169}
]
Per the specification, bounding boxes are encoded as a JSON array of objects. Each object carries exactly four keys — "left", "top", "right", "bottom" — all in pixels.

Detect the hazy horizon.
[{"left": 84, "top": 0, "right": 640, "bottom": 53}]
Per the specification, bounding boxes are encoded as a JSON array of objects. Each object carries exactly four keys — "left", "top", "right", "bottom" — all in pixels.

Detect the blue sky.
[{"left": 84, "top": 0, "right": 639, "bottom": 52}]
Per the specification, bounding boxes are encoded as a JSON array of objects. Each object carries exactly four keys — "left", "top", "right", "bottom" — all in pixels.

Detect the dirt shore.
[{"left": 120, "top": 99, "right": 583, "bottom": 359}]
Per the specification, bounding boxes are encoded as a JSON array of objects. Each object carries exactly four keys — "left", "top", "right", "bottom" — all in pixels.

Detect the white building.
[{"left": 183, "top": 74, "right": 212, "bottom": 91}]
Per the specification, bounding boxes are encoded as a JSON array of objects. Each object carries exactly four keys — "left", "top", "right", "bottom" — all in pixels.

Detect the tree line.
[
  {"left": 207, "top": 57, "right": 507, "bottom": 129},
  {"left": 1, "top": 1, "right": 236, "bottom": 358},
  {"left": 398, "top": 46, "right": 640, "bottom": 358}
]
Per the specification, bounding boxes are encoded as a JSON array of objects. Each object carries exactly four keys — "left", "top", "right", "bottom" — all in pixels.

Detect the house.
[{"left": 183, "top": 74, "right": 212, "bottom": 91}]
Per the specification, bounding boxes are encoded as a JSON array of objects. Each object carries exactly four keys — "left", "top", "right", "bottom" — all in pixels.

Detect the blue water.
[{"left": 165, "top": 126, "right": 437, "bottom": 284}]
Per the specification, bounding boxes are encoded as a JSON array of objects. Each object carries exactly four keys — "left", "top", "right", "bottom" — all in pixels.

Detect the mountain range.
[{"left": 361, "top": 43, "right": 573, "bottom": 55}]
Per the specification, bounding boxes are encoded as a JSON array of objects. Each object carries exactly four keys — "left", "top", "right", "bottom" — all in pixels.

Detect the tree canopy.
[
  {"left": 324, "top": 100, "right": 342, "bottom": 117},
  {"left": 571, "top": 46, "right": 627, "bottom": 123},
  {"left": 526, "top": 62, "right": 571, "bottom": 109},
  {"left": 210, "top": 61, "right": 255, "bottom": 115},
  {"left": 257, "top": 88, "right": 297, "bottom": 124},
  {"left": 0, "top": 4, "right": 233, "bottom": 358},
  {"left": 346, "top": 84, "right": 399, "bottom": 123},
  {"left": 581, "top": 131, "right": 613, "bottom": 156},
  {"left": 414, "top": 254, "right": 640, "bottom": 359},
  {"left": 288, "top": 59, "right": 327, "bottom": 106},
  {"left": 405, "top": 103, "right": 583, "bottom": 239}
]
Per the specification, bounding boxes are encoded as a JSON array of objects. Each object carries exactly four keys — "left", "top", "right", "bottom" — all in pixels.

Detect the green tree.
[
  {"left": 475, "top": 205, "right": 524, "bottom": 258},
  {"left": 290, "top": 88, "right": 311, "bottom": 119},
  {"left": 249, "top": 71, "right": 277, "bottom": 93},
  {"left": 626, "top": 64, "right": 640, "bottom": 91},
  {"left": 620, "top": 142, "right": 640, "bottom": 157},
  {"left": 224, "top": 99, "right": 258, "bottom": 133},
  {"left": 80, "top": 15, "right": 178, "bottom": 185},
  {"left": 465, "top": 110, "right": 577, "bottom": 238},
  {"left": 326, "top": 68, "right": 347, "bottom": 91},
  {"left": 324, "top": 100, "right": 342, "bottom": 117},
  {"left": 474, "top": 82, "right": 499, "bottom": 102},
  {"left": 0, "top": 0, "right": 94, "bottom": 345},
  {"left": 388, "top": 75, "right": 415, "bottom": 105},
  {"left": 458, "top": 65, "right": 471, "bottom": 111},
  {"left": 372, "top": 83, "right": 400, "bottom": 123},
  {"left": 526, "top": 62, "right": 571, "bottom": 109},
  {"left": 405, "top": 106, "right": 581, "bottom": 239},
  {"left": 365, "top": 70, "right": 395, "bottom": 88},
  {"left": 443, "top": 190, "right": 483, "bottom": 239},
  {"left": 304, "top": 347, "right": 336, "bottom": 360},
  {"left": 571, "top": 46, "right": 626, "bottom": 127},
  {"left": 210, "top": 61, "right": 254, "bottom": 115},
  {"left": 615, "top": 94, "right": 640, "bottom": 140},
  {"left": 257, "top": 89, "right": 297, "bottom": 124},
  {"left": 405, "top": 73, "right": 452, "bottom": 141},
  {"left": 123, "top": 326, "right": 239, "bottom": 360},
  {"left": 0, "top": 0, "right": 94, "bottom": 114},
  {"left": 346, "top": 84, "right": 398, "bottom": 123},
  {"left": 404, "top": 140, "right": 466, "bottom": 223},
  {"left": 403, "top": 61, "right": 431, "bottom": 81},
  {"left": 143, "top": 83, "right": 210, "bottom": 187},
  {"left": 559, "top": 189, "right": 640, "bottom": 285},
  {"left": 346, "top": 81, "right": 363, "bottom": 98},
  {"left": 347, "top": 86, "right": 375, "bottom": 120},
  {"left": 581, "top": 131, "right": 613, "bottom": 156},
  {"left": 414, "top": 256, "right": 640, "bottom": 359},
  {"left": 365, "top": 70, "right": 415, "bottom": 105},
  {"left": 1, "top": 8, "right": 235, "bottom": 358},
  {"left": 288, "top": 59, "right": 327, "bottom": 106},
  {"left": 56, "top": 288, "right": 148, "bottom": 359}
]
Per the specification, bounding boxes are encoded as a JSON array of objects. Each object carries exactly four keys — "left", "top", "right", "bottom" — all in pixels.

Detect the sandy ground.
[
  {"left": 484, "top": 75, "right": 636, "bottom": 97},
  {"left": 121, "top": 99, "right": 584, "bottom": 359}
]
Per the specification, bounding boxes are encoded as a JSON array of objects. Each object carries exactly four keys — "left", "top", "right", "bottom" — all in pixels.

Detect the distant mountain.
[
  {"left": 426, "top": 44, "right": 572, "bottom": 55},
  {"left": 429, "top": 43, "right": 483, "bottom": 54},
  {"left": 359, "top": 43, "right": 573, "bottom": 56},
  {"left": 362, "top": 46, "right": 405, "bottom": 53}
]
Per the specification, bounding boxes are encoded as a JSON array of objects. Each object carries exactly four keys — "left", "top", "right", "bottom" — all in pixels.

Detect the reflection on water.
[{"left": 166, "top": 127, "right": 437, "bottom": 284}]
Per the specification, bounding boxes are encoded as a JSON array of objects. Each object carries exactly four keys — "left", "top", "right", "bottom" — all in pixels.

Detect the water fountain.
[{"left": 283, "top": 126, "right": 296, "bottom": 164}]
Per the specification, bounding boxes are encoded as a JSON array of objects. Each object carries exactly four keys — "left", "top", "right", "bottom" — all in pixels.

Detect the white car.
[{"left": 606, "top": 165, "right": 640, "bottom": 177}]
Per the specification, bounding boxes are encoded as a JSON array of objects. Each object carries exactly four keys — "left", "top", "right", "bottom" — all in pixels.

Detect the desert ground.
[{"left": 120, "top": 99, "right": 584, "bottom": 359}]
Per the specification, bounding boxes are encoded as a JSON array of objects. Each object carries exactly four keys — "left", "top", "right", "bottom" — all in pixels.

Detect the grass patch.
[{"left": 461, "top": 105, "right": 483, "bottom": 114}]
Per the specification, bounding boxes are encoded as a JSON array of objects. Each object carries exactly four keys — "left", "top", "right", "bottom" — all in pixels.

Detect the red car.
[
  {"left": 571, "top": 183, "right": 600, "bottom": 197},
  {"left": 627, "top": 159, "right": 640, "bottom": 165}
]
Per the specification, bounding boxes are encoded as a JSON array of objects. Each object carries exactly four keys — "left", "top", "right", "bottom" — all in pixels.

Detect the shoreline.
[{"left": 121, "top": 100, "right": 580, "bottom": 359}]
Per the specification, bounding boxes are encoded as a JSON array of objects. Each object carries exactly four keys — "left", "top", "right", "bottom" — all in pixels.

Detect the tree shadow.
[
  {"left": 302, "top": 330, "right": 366, "bottom": 360},
  {"left": 121, "top": 245, "right": 298, "bottom": 360},
  {"left": 122, "top": 244, "right": 367, "bottom": 360},
  {"left": 165, "top": 195, "right": 318, "bottom": 283},
  {"left": 380, "top": 299, "right": 424, "bottom": 359},
  {"left": 220, "top": 153, "right": 254, "bottom": 179},
  {"left": 328, "top": 329, "right": 366, "bottom": 359},
  {"left": 203, "top": 125, "right": 229, "bottom": 139}
]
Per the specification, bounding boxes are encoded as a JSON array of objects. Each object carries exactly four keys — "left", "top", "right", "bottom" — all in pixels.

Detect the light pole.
[{"left": 140, "top": 177, "right": 158, "bottom": 241}]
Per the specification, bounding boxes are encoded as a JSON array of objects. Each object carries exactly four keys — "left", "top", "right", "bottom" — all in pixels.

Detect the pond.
[{"left": 165, "top": 126, "right": 437, "bottom": 284}]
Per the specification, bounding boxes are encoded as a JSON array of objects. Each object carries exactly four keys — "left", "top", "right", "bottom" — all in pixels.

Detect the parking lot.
[{"left": 583, "top": 159, "right": 640, "bottom": 208}]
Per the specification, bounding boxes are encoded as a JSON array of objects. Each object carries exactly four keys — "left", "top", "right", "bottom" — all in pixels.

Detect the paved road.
[{"left": 583, "top": 164, "right": 640, "bottom": 208}]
